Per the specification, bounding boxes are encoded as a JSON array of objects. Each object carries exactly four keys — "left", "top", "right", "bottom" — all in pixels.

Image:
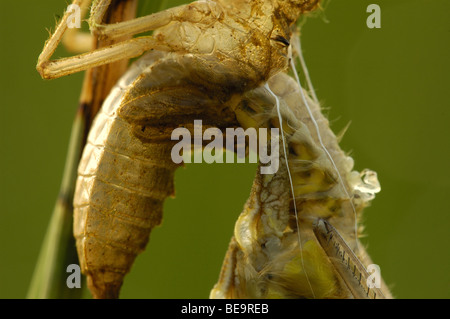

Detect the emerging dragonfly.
[{"left": 34, "top": 0, "right": 392, "bottom": 299}]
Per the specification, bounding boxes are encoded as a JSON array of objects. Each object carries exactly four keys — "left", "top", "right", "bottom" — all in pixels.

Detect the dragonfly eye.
[{"left": 273, "top": 35, "right": 290, "bottom": 47}]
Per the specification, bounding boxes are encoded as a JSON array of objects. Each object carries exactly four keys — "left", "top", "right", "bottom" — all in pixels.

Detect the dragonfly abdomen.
[
  {"left": 73, "top": 71, "right": 178, "bottom": 298},
  {"left": 73, "top": 51, "right": 239, "bottom": 298}
]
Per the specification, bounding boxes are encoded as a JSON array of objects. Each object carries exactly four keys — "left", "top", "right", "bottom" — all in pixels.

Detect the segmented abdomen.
[{"left": 73, "top": 51, "right": 238, "bottom": 298}]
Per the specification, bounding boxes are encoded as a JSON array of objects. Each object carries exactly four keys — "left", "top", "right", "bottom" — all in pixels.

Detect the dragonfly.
[{"left": 31, "top": 0, "right": 392, "bottom": 299}]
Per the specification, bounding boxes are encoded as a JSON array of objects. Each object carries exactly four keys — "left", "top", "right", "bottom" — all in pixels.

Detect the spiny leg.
[
  {"left": 60, "top": 0, "right": 143, "bottom": 54},
  {"left": 38, "top": 0, "right": 91, "bottom": 74},
  {"left": 39, "top": 36, "right": 169, "bottom": 79},
  {"left": 37, "top": 0, "right": 166, "bottom": 79},
  {"left": 89, "top": 0, "right": 193, "bottom": 40},
  {"left": 62, "top": 0, "right": 93, "bottom": 53},
  {"left": 37, "top": 0, "right": 204, "bottom": 79}
]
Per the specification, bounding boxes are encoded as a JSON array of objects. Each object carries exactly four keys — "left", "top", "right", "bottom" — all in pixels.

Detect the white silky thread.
[
  {"left": 293, "top": 36, "right": 319, "bottom": 105},
  {"left": 289, "top": 53, "right": 359, "bottom": 251},
  {"left": 264, "top": 83, "right": 316, "bottom": 299}
]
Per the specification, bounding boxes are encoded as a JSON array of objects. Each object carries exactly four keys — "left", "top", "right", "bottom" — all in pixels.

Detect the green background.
[{"left": 0, "top": 0, "right": 449, "bottom": 299}]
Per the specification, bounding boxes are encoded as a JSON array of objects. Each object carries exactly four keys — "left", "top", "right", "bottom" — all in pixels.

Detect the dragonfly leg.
[
  {"left": 62, "top": 30, "right": 93, "bottom": 54},
  {"left": 38, "top": 36, "right": 170, "bottom": 79},
  {"left": 62, "top": 0, "right": 93, "bottom": 54},
  {"left": 37, "top": 0, "right": 224, "bottom": 79},
  {"left": 89, "top": 0, "right": 191, "bottom": 40},
  {"left": 36, "top": 0, "right": 168, "bottom": 79}
]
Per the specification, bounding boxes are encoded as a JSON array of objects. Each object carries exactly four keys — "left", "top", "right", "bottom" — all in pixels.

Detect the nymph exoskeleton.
[{"left": 37, "top": 0, "right": 392, "bottom": 299}]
